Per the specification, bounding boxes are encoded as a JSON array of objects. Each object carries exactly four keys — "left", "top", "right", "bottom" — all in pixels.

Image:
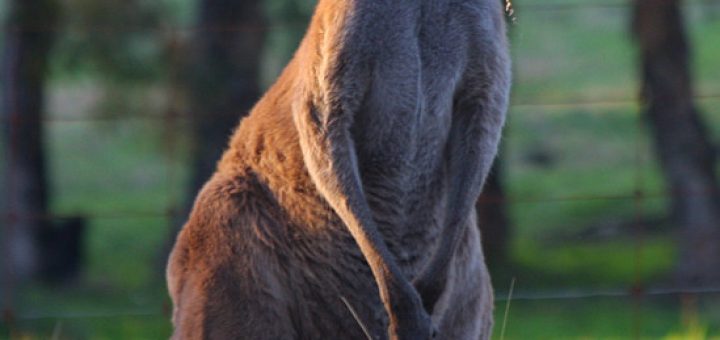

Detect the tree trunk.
[
  {"left": 1, "top": 0, "right": 59, "bottom": 285},
  {"left": 477, "top": 159, "right": 510, "bottom": 268},
  {"left": 161, "top": 0, "right": 266, "bottom": 263},
  {"left": 632, "top": 0, "right": 720, "bottom": 286},
  {"left": 185, "top": 0, "right": 266, "bottom": 199},
  {"left": 476, "top": 0, "right": 513, "bottom": 270}
]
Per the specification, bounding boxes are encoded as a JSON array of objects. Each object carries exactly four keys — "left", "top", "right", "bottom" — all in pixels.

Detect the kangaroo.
[{"left": 167, "top": 0, "right": 510, "bottom": 339}]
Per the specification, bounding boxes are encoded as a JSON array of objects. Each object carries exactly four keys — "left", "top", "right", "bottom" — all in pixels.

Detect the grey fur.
[{"left": 167, "top": 0, "right": 510, "bottom": 339}]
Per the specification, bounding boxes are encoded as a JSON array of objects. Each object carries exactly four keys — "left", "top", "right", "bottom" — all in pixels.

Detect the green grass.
[
  {"left": 511, "top": 236, "right": 676, "bottom": 287},
  {"left": 3, "top": 1, "right": 720, "bottom": 338},
  {"left": 493, "top": 294, "right": 720, "bottom": 340}
]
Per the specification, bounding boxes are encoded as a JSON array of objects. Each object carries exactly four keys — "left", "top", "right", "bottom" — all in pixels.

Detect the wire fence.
[{"left": 2, "top": 0, "right": 720, "bottom": 338}]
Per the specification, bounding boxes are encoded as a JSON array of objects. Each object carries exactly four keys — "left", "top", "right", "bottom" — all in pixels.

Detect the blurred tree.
[
  {"left": 53, "top": 0, "right": 170, "bottom": 117},
  {"left": 161, "top": 0, "right": 267, "bottom": 261},
  {"left": 477, "top": 1, "right": 514, "bottom": 269},
  {"left": 183, "top": 0, "right": 266, "bottom": 207},
  {"left": 477, "top": 160, "right": 510, "bottom": 268},
  {"left": 2, "top": 0, "right": 179, "bottom": 288},
  {"left": 1, "top": 0, "right": 59, "bottom": 283},
  {"left": 56, "top": 0, "right": 166, "bottom": 81},
  {"left": 261, "top": 0, "right": 315, "bottom": 84},
  {"left": 633, "top": 0, "right": 720, "bottom": 285}
]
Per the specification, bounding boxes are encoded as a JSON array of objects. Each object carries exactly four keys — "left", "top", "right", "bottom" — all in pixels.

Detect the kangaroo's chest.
[
  {"left": 346, "top": 10, "right": 469, "bottom": 256},
  {"left": 352, "top": 10, "right": 468, "bottom": 179}
]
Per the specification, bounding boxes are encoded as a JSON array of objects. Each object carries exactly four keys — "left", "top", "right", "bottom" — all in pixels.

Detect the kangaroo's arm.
[
  {"left": 414, "top": 10, "right": 511, "bottom": 312},
  {"left": 292, "top": 4, "right": 432, "bottom": 339}
]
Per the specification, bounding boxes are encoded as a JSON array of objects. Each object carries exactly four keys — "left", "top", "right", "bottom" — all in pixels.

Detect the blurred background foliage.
[{"left": 1, "top": 0, "right": 720, "bottom": 339}]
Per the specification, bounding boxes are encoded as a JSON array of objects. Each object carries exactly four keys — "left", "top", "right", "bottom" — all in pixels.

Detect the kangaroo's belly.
[{"left": 348, "top": 27, "right": 465, "bottom": 255}]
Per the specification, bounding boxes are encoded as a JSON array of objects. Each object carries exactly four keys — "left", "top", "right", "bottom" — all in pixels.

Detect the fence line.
[
  {"left": 1, "top": 185, "right": 719, "bottom": 224},
  {"left": 496, "top": 285, "right": 720, "bottom": 302},
  {"left": 10, "top": 285, "right": 720, "bottom": 322},
  {"left": 14, "top": 309, "right": 164, "bottom": 321},
  {"left": 0, "top": 93, "right": 720, "bottom": 125}
]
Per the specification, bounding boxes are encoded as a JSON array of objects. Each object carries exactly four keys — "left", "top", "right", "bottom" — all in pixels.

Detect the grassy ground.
[
  {"left": 498, "top": 294, "right": 720, "bottom": 340},
  {"left": 3, "top": 1, "right": 720, "bottom": 339}
]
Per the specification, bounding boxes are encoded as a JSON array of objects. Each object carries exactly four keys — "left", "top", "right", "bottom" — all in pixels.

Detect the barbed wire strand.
[
  {"left": 3, "top": 93, "right": 720, "bottom": 124},
  {"left": 10, "top": 285, "right": 720, "bottom": 322},
  {"left": 3, "top": 185, "right": 720, "bottom": 223}
]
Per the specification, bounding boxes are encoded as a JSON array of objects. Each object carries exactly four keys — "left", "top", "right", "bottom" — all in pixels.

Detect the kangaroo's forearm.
[
  {"left": 415, "top": 100, "right": 506, "bottom": 311},
  {"left": 294, "top": 101, "right": 428, "bottom": 338}
]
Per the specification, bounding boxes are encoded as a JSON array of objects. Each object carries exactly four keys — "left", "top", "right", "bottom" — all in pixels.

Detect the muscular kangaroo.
[{"left": 167, "top": 0, "right": 510, "bottom": 339}]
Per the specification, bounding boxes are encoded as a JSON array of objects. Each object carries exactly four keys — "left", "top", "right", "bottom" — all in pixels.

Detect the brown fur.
[{"left": 168, "top": 0, "right": 510, "bottom": 339}]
